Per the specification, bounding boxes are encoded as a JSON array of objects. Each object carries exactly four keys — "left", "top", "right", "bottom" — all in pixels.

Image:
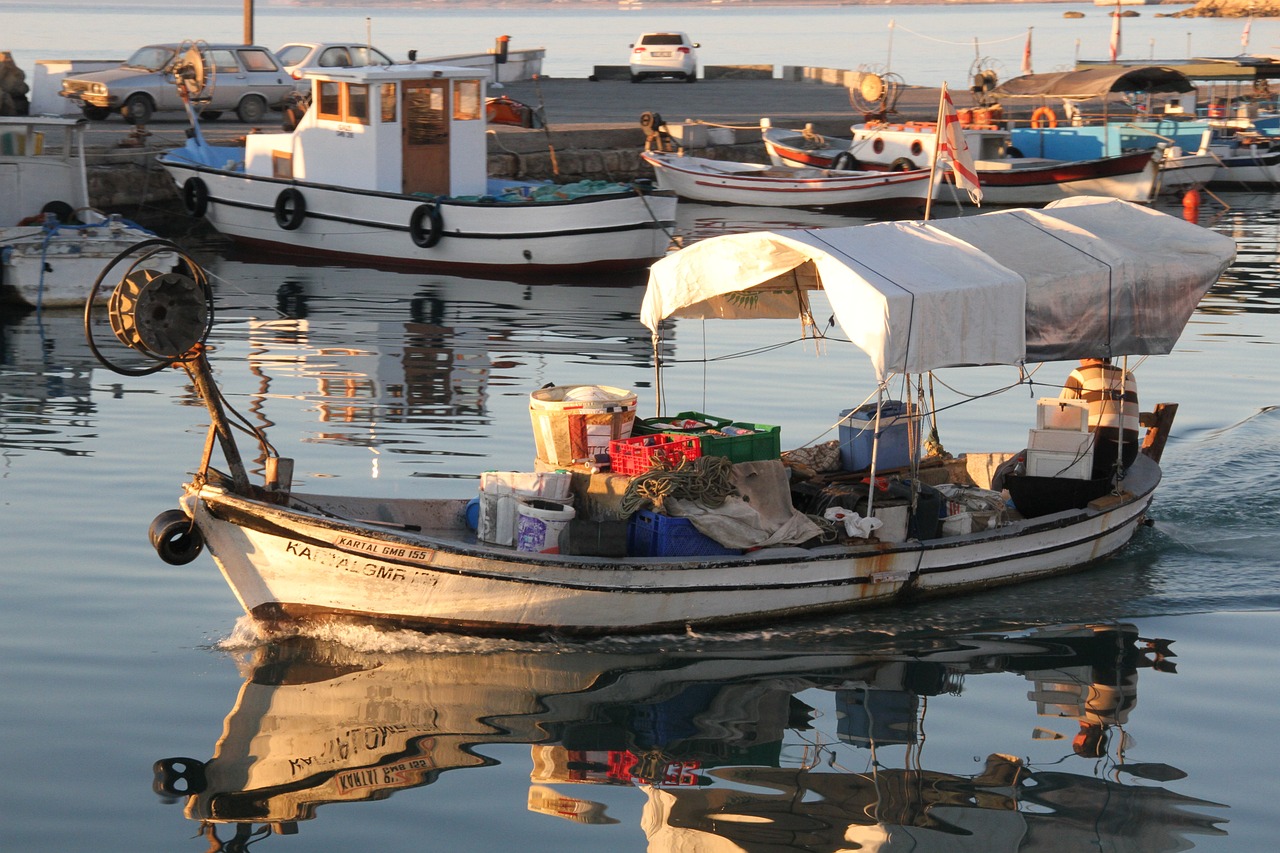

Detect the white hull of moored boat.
[
  {"left": 182, "top": 457, "right": 1156, "bottom": 636},
  {"left": 641, "top": 150, "right": 930, "bottom": 209},
  {"left": 158, "top": 162, "right": 677, "bottom": 272},
  {"left": 1, "top": 220, "right": 159, "bottom": 308}
]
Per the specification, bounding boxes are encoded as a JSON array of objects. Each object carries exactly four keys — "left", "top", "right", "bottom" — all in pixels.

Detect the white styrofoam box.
[
  {"left": 873, "top": 504, "right": 909, "bottom": 543},
  {"left": 479, "top": 471, "right": 572, "bottom": 500},
  {"left": 1027, "top": 428, "right": 1094, "bottom": 454},
  {"left": 1026, "top": 448, "right": 1093, "bottom": 480},
  {"left": 1037, "top": 398, "right": 1089, "bottom": 431}
]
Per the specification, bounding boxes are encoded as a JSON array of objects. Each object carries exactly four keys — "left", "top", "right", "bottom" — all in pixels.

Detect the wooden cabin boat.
[{"left": 157, "top": 63, "right": 677, "bottom": 274}]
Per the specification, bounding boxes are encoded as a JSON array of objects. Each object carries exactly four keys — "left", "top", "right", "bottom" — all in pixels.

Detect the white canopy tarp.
[{"left": 641, "top": 197, "right": 1236, "bottom": 379}]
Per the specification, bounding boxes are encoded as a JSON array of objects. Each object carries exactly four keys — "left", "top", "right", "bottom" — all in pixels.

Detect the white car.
[
  {"left": 629, "top": 32, "right": 699, "bottom": 83},
  {"left": 275, "top": 42, "right": 396, "bottom": 92}
]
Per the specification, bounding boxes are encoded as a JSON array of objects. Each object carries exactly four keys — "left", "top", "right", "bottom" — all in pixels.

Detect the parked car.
[
  {"left": 629, "top": 32, "right": 699, "bottom": 83},
  {"left": 59, "top": 42, "right": 294, "bottom": 123},
  {"left": 275, "top": 42, "right": 396, "bottom": 93}
]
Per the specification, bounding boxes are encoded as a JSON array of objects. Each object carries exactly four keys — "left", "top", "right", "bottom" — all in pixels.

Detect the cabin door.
[{"left": 402, "top": 80, "right": 450, "bottom": 196}]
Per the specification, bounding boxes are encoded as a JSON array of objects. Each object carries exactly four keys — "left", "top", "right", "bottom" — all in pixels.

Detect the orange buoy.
[
  {"left": 1182, "top": 188, "right": 1201, "bottom": 222},
  {"left": 1030, "top": 106, "right": 1058, "bottom": 129}
]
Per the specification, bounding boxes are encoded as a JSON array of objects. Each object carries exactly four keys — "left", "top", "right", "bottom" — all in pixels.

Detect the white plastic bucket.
[
  {"left": 516, "top": 498, "right": 575, "bottom": 554},
  {"left": 529, "top": 385, "right": 637, "bottom": 466},
  {"left": 476, "top": 471, "right": 573, "bottom": 547}
]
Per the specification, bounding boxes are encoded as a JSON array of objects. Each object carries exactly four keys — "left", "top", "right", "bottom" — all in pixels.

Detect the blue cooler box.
[{"left": 839, "top": 401, "right": 915, "bottom": 472}]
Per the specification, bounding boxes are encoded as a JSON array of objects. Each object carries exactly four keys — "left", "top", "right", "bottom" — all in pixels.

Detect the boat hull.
[
  {"left": 0, "top": 221, "right": 157, "bottom": 308},
  {"left": 641, "top": 151, "right": 930, "bottom": 210},
  {"left": 157, "top": 160, "right": 679, "bottom": 273},
  {"left": 762, "top": 129, "right": 1158, "bottom": 204},
  {"left": 181, "top": 456, "right": 1158, "bottom": 636},
  {"left": 1209, "top": 146, "right": 1280, "bottom": 187}
]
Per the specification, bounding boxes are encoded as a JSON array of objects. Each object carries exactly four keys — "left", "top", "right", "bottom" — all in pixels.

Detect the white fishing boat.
[
  {"left": 762, "top": 121, "right": 1160, "bottom": 205},
  {"left": 640, "top": 150, "right": 930, "bottom": 211},
  {"left": 156, "top": 61, "right": 677, "bottom": 274},
  {"left": 0, "top": 116, "right": 157, "bottom": 308},
  {"left": 86, "top": 197, "right": 1234, "bottom": 636}
]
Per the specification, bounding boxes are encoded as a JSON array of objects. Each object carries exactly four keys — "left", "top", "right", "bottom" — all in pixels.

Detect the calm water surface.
[
  {"left": 4, "top": 4, "right": 1280, "bottom": 852},
  {"left": 3, "top": 186, "right": 1279, "bottom": 850}
]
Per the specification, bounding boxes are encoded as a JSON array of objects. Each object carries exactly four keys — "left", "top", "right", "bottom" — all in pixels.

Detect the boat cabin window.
[
  {"left": 316, "top": 80, "right": 371, "bottom": 125},
  {"left": 347, "top": 84, "right": 370, "bottom": 124},
  {"left": 453, "top": 80, "right": 482, "bottom": 121},
  {"left": 317, "top": 81, "right": 341, "bottom": 119},
  {"left": 380, "top": 83, "right": 396, "bottom": 123}
]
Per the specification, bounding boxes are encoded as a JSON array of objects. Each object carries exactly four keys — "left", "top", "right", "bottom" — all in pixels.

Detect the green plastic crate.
[{"left": 633, "top": 410, "right": 780, "bottom": 464}]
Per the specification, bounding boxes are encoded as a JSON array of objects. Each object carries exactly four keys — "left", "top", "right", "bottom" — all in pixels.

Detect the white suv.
[{"left": 629, "top": 32, "right": 699, "bottom": 83}]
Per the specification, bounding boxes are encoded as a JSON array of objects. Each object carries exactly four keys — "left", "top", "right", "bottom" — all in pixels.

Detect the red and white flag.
[
  {"left": 1242, "top": 18, "right": 1253, "bottom": 52},
  {"left": 1109, "top": 3, "right": 1122, "bottom": 62},
  {"left": 937, "top": 84, "right": 982, "bottom": 205},
  {"left": 1021, "top": 28, "right": 1033, "bottom": 76}
]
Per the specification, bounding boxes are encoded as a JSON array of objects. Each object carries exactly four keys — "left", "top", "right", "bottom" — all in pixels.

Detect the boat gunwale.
[
  {"left": 188, "top": 455, "right": 1158, "bottom": 585},
  {"left": 157, "top": 151, "right": 676, "bottom": 210}
]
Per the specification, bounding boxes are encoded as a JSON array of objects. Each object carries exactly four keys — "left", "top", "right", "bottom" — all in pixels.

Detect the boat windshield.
[{"left": 124, "top": 46, "right": 177, "bottom": 71}]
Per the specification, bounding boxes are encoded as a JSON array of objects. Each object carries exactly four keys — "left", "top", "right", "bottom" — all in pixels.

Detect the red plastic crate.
[{"left": 608, "top": 434, "right": 702, "bottom": 476}]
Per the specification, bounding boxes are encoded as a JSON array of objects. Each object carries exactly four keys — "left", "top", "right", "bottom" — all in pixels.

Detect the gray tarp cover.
[
  {"left": 990, "top": 66, "right": 1196, "bottom": 100},
  {"left": 641, "top": 197, "right": 1236, "bottom": 379}
]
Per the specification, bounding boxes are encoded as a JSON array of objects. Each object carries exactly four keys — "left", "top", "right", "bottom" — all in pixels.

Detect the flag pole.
[{"left": 925, "top": 84, "right": 947, "bottom": 221}]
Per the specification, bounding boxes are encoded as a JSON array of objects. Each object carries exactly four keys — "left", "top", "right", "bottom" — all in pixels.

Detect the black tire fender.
[
  {"left": 149, "top": 509, "right": 204, "bottom": 566},
  {"left": 153, "top": 757, "right": 208, "bottom": 798},
  {"left": 889, "top": 157, "right": 917, "bottom": 172},
  {"left": 182, "top": 177, "right": 209, "bottom": 218},
  {"left": 409, "top": 202, "right": 444, "bottom": 248},
  {"left": 273, "top": 187, "right": 306, "bottom": 231},
  {"left": 831, "top": 151, "right": 860, "bottom": 171}
]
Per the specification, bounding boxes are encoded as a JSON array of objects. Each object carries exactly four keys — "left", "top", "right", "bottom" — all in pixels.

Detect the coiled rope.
[{"left": 620, "top": 454, "right": 738, "bottom": 515}]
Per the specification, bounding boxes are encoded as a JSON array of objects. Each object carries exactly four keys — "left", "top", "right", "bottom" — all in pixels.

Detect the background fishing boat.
[
  {"left": 640, "top": 149, "right": 931, "bottom": 211},
  {"left": 0, "top": 116, "right": 157, "bottom": 309},
  {"left": 762, "top": 120, "right": 1160, "bottom": 205},
  {"left": 158, "top": 60, "right": 676, "bottom": 274}
]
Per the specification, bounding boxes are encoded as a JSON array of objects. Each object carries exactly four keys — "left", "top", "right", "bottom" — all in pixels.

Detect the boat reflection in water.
[
  {"left": 154, "top": 624, "right": 1225, "bottom": 851},
  {"left": 0, "top": 310, "right": 101, "bottom": 457},
  {"left": 198, "top": 256, "right": 664, "bottom": 460}
]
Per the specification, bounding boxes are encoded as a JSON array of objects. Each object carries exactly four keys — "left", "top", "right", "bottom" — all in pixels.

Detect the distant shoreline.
[{"left": 268, "top": 0, "right": 1100, "bottom": 7}]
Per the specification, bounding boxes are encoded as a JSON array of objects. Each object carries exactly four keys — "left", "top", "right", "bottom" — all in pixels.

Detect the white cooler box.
[
  {"left": 1036, "top": 397, "right": 1089, "bottom": 431},
  {"left": 1026, "top": 428, "right": 1093, "bottom": 480}
]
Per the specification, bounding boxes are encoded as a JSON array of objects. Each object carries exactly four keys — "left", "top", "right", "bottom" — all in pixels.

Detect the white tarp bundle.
[{"left": 641, "top": 197, "right": 1236, "bottom": 379}]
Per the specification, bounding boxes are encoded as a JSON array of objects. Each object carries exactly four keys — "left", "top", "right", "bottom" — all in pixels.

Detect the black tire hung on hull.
[
  {"left": 409, "top": 202, "right": 444, "bottom": 248},
  {"left": 831, "top": 151, "right": 860, "bottom": 171},
  {"left": 149, "top": 509, "right": 204, "bottom": 566},
  {"left": 182, "top": 177, "right": 209, "bottom": 218},
  {"left": 273, "top": 187, "right": 306, "bottom": 230},
  {"left": 889, "top": 157, "right": 916, "bottom": 172}
]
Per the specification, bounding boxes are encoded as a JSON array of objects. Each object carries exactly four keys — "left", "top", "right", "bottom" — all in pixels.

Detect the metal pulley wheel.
[
  {"left": 108, "top": 268, "right": 209, "bottom": 359},
  {"left": 84, "top": 238, "right": 214, "bottom": 377}
]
